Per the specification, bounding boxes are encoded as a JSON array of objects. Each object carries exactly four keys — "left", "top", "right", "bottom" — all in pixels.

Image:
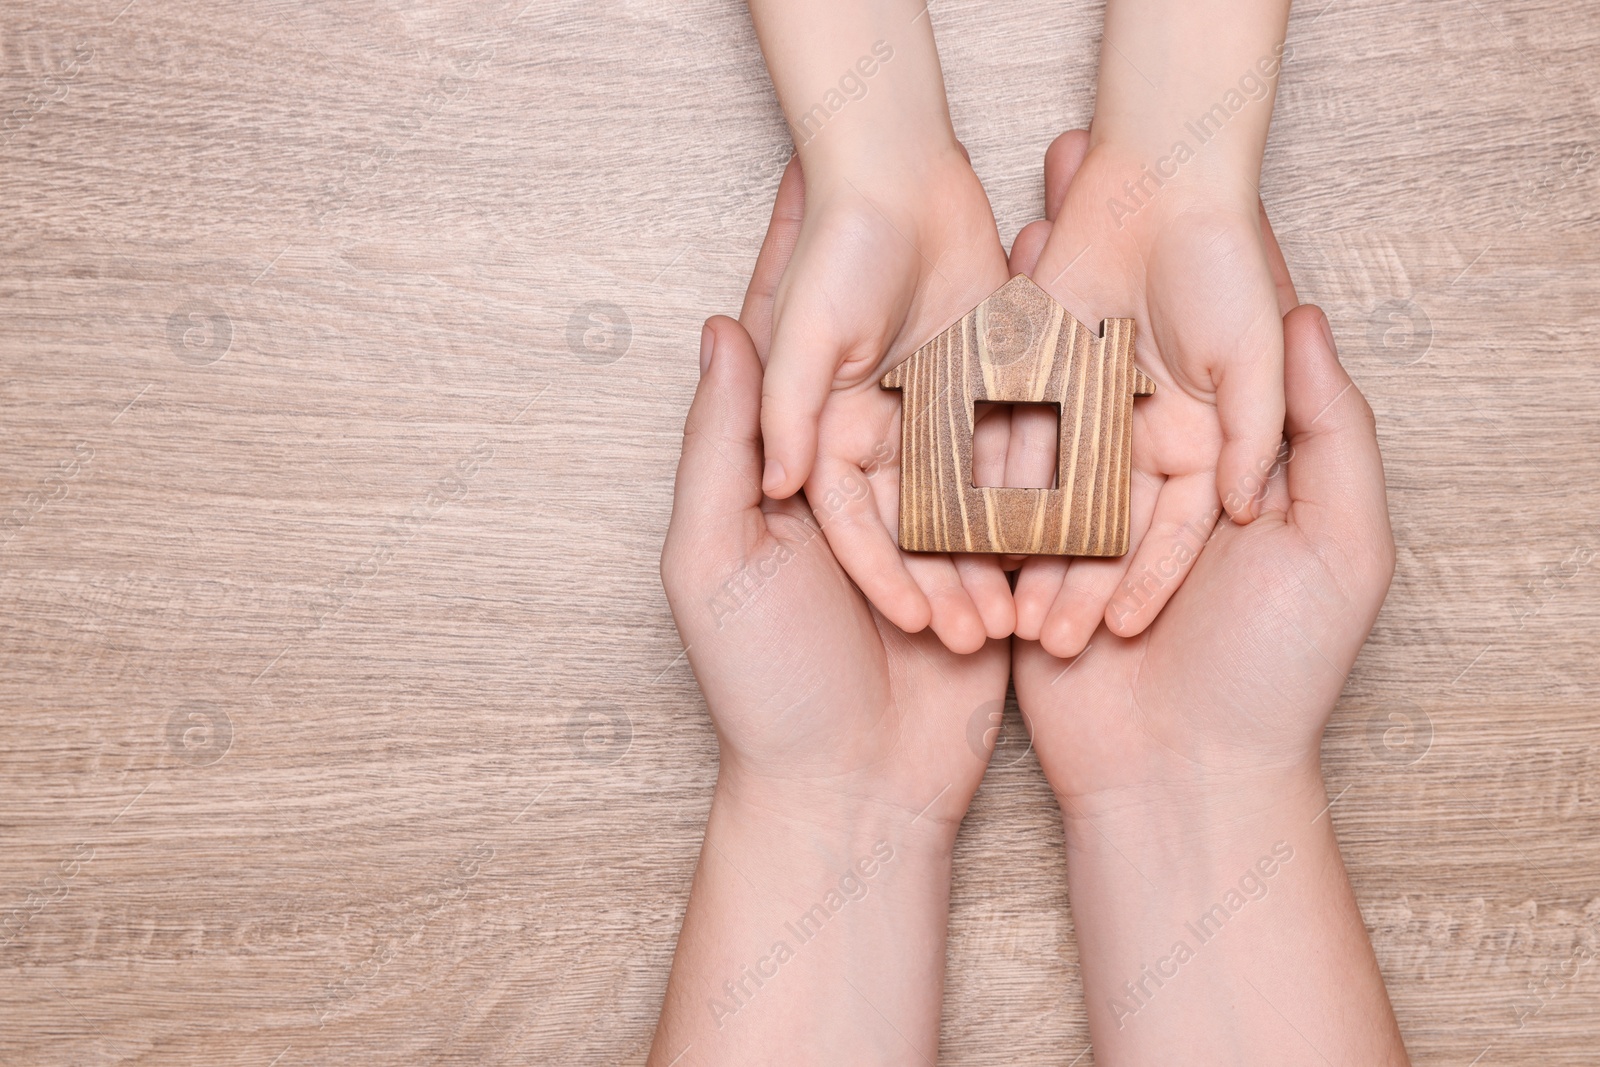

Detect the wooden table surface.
[{"left": 2, "top": 1, "right": 1597, "bottom": 1063}]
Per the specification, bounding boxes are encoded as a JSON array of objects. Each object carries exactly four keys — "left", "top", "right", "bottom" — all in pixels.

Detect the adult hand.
[
  {"left": 652, "top": 310, "right": 1009, "bottom": 1064},
  {"left": 1010, "top": 149, "right": 1406, "bottom": 1062},
  {"left": 1012, "top": 206, "right": 1392, "bottom": 800},
  {"left": 661, "top": 310, "right": 1009, "bottom": 819}
]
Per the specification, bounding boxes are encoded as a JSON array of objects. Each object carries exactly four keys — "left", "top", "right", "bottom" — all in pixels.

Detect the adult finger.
[
  {"left": 1282, "top": 304, "right": 1393, "bottom": 584},
  {"left": 1005, "top": 129, "right": 1089, "bottom": 280},
  {"left": 971, "top": 400, "right": 1012, "bottom": 489},
  {"left": 1003, "top": 402, "right": 1061, "bottom": 491},
  {"left": 1009, "top": 219, "right": 1052, "bottom": 277},
  {"left": 663, "top": 317, "right": 768, "bottom": 581},
  {"left": 1259, "top": 201, "right": 1298, "bottom": 315},
  {"left": 760, "top": 307, "right": 840, "bottom": 498},
  {"left": 1214, "top": 315, "right": 1287, "bottom": 525},
  {"left": 1044, "top": 130, "right": 1090, "bottom": 221}
]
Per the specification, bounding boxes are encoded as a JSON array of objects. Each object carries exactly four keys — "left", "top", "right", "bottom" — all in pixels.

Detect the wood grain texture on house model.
[{"left": 881, "top": 274, "right": 1155, "bottom": 556}]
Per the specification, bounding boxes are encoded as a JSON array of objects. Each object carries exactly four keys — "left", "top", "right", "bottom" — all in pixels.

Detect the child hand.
[
  {"left": 1007, "top": 130, "right": 1292, "bottom": 657},
  {"left": 742, "top": 149, "right": 1019, "bottom": 653}
]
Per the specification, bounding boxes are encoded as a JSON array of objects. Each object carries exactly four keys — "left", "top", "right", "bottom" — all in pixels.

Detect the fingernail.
[
  {"left": 761, "top": 458, "right": 786, "bottom": 494},
  {"left": 1318, "top": 310, "right": 1336, "bottom": 352},
  {"left": 699, "top": 322, "right": 715, "bottom": 375}
]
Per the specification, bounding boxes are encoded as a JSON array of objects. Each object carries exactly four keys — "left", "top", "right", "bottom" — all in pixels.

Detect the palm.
[
  {"left": 1013, "top": 143, "right": 1283, "bottom": 656},
  {"left": 681, "top": 502, "right": 1004, "bottom": 809},
  {"left": 1008, "top": 290, "right": 1395, "bottom": 808},
  {"left": 664, "top": 450, "right": 1009, "bottom": 816},
  {"left": 1014, "top": 498, "right": 1368, "bottom": 800}
]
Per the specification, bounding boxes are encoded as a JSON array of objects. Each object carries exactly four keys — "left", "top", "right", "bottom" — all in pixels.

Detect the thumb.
[
  {"left": 1215, "top": 323, "right": 1287, "bottom": 523},
  {"left": 664, "top": 316, "right": 766, "bottom": 571},
  {"left": 739, "top": 155, "right": 805, "bottom": 358},
  {"left": 1043, "top": 129, "right": 1090, "bottom": 221},
  {"left": 758, "top": 310, "right": 837, "bottom": 498},
  {"left": 1009, "top": 220, "right": 1053, "bottom": 277},
  {"left": 1282, "top": 304, "right": 1393, "bottom": 585}
]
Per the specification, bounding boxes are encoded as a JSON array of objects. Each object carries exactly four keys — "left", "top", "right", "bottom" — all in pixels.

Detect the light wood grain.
[
  {"left": 883, "top": 275, "right": 1153, "bottom": 556},
  {"left": 1, "top": 1, "right": 1598, "bottom": 1064}
]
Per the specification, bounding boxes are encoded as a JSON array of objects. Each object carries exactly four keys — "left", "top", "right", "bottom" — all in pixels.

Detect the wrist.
[
  {"left": 1057, "top": 761, "right": 1327, "bottom": 873},
  {"left": 1057, "top": 762, "right": 1338, "bottom": 1028},
  {"left": 1056, "top": 760, "right": 1400, "bottom": 1058},
  {"left": 799, "top": 130, "right": 970, "bottom": 206},
  {"left": 1080, "top": 136, "right": 1261, "bottom": 231},
  {"left": 751, "top": 1, "right": 960, "bottom": 195},
  {"left": 653, "top": 753, "right": 962, "bottom": 1061},
  {"left": 714, "top": 766, "right": 966, "bottom": 862}
]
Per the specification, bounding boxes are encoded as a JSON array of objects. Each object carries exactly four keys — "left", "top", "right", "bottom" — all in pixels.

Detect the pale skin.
[
  {"left": 744, "top": 0, "right": 1297, "bottom": 654},
  {"left": 649, "top": 308, "right": 1009, "bottom": 1065},
  {"left": 743, "top": 0, "right": 1017, "bottom": 654},
  {"left": 1009, "top": 139, "right": 1410, "bottom": 1065},
  {"left": 1012, "top": 0, "right": 1299, "bottom": 657},
  {"left": 651, "top": 138, "right": 1408, "bottom": 1064},
  {"left": 649, "top": 162, "right": 1025, "bottom": 1062},
  {"left": 654, "top": 2, "right": 1407, "bottom": 1061}
]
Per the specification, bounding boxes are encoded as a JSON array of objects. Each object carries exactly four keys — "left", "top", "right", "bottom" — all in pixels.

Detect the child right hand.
[{"left": 741, "top": 147, "right": 1020, "bottom": 653}]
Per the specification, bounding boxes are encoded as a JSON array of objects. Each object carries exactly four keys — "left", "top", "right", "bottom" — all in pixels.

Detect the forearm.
[
  {"left": 746, "top": 0, "right": 961, "bottom": 191},
  {"left": 1093, "top": 0, "right": 1292, "bottom": 200},
  {"left": 650, "top": 774, "right": 960, "bottom": 1065},
  {"left": 1058, "top": 766, "right": 1408, "bottom": 1065}
]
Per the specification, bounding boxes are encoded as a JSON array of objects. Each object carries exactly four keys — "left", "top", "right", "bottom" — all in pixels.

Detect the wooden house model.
[{"left": 880, "top": 275, "right": 1155, "bottom": 556}]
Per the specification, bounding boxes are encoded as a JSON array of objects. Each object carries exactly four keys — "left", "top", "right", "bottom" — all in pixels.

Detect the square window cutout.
[{"left": 972, "top": 402, "right": 1059, "bottom": 489}]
